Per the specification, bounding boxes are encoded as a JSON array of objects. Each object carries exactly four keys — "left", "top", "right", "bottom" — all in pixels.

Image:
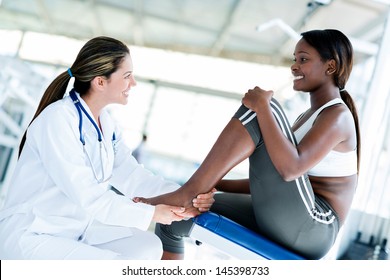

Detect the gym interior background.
[{"left": 0, "top": 0, "right": 389, "bottom": 260}]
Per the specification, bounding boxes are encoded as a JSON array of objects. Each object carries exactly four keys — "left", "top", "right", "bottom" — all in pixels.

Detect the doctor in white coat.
[{"left": 0, "top": 36, "right": 214, "bottom": 259}]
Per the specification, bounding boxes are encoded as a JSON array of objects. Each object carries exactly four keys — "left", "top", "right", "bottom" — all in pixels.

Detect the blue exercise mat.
[{"left": 192, "top": 212, "right": 305, "bottom": 260}]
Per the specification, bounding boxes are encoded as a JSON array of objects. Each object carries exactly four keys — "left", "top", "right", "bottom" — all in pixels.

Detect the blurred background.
[{"left": 0, "top": 0, "right": 389, "bottom": 260}]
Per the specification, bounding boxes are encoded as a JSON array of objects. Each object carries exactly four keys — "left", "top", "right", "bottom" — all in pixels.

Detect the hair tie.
[
  {"left": 340, "top": 88, "right": 346, "bottom": 92},
  {"left": 67, "top": 68, "right": 74, "bottom": 78}
]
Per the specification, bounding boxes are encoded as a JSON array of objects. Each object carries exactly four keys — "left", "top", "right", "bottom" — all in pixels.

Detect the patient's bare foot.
[
  {"left": 134, "top": 187, "right": 200, "bottom": 218},
  {"left": 135, "top": 186, "right": 197, "bottom": 209}
]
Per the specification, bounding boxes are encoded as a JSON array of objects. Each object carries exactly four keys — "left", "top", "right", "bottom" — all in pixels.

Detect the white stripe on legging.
[
  {"left": 239, "top": 109, "right": 256, "bottom": 126},
  {"left": 270, "top": 100, "right": 335, "bottom": 224},
  {"left": 238, "top": 108, "right": 252, "bottom": 121},
  {"left": 242, "top": 113, "right": 257, "bottom": 126}
]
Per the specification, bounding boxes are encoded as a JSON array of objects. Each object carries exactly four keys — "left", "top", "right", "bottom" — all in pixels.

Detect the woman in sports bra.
[{"left": 135, "top": 29, "right": 361, "bottom": 260}]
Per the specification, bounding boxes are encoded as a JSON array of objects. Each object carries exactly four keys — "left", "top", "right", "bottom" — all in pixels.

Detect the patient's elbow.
[
  {"left": 278, "top": 167, "right": 301, "bottom": 182},
  {"left": 281, "top": 173, "right": 297, "bottom": 182}
]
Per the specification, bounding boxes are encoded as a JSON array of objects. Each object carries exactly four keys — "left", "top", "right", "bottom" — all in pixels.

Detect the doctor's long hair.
[
  {"left": 301, "top": 29, "right": 361, "bottom": 173},
  {"left": 18, "top": 36, "right": 130, "bottom": 157}
]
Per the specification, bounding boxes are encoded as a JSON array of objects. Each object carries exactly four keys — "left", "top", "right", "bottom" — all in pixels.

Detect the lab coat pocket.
[
  {"left": 27, "top": 211, "right": 85, "bottom": 240},
  {"left": 82, "top": 220, "right": 133, "bottom": 245}
]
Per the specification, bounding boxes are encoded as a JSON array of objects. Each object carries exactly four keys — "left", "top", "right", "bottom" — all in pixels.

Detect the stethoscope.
[{"left": 69, "top": 89, "right": 116, "bottom": 183}]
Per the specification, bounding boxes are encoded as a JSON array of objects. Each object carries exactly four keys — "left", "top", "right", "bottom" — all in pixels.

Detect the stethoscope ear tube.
[
  {"left": 69, "top": 89, "right": 102, "bottom": 143},
  {"left": 69, "top": 89, "right": 112, "bottom": 183}
]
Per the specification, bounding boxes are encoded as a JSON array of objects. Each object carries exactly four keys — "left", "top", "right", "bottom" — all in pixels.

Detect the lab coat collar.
[{"left": 70, "top": 90, "right": 115, "bottom": 143}]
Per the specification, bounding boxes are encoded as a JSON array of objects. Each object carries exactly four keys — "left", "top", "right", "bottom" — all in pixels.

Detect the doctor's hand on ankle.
[{"left": 152, "top": 204, "right": 186, "bottom": 225}]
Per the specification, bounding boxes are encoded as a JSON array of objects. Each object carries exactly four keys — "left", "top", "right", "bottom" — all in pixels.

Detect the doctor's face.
[{"left": 105, "top": 54, "right": 137, "bottom": 105}]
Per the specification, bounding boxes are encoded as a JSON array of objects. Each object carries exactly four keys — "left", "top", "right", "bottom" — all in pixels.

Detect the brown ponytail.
[{"left": 18, "top": 71, "right": 71, "bottom": 157}]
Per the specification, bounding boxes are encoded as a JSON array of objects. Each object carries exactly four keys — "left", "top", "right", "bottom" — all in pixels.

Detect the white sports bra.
[{"left": 293, "top": 98, "right": 357, "bottom": 177}]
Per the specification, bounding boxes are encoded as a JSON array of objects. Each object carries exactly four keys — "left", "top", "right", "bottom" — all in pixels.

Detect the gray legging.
[{"left": 155, "top": 100, "right": 339, "bottom": 259}]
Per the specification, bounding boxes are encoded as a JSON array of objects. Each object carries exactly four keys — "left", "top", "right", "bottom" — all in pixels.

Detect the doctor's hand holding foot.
[
  {"left": 135, "top": 188, "right": 216, "bottom": 219},
  {"left": 152, "top": 205, "right": 185, "bottom": 225}
]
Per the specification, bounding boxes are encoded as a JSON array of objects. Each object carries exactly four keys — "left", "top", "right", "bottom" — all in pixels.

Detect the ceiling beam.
[
  {"left": 88, "top": 0, "right": 104, "bottom": 36},
  {"left": 351, "top": 10, "right": 388, "bottom": 41},
  {"left": 132, "top": 0, "right": 144, "bottom": 46},
  {"left": 209, "top": 0, "right": 244, "bottom": 56},
  {"left": 35, "top": 0, "right": 55, "bottom": 34}
]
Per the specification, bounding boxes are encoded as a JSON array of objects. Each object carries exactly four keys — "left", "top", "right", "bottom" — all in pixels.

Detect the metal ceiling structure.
[{"left": 0, "top": 0, "right": 389, "bottom": 66}]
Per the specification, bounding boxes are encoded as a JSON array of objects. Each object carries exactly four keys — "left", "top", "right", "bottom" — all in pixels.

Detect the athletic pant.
[{"left": 156, "top": 100, "right": 339, "bottom": 259}]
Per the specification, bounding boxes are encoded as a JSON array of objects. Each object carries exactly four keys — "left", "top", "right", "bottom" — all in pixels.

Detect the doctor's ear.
[{"left": 91, "top": 76, "right": 107, "bottom": 91}]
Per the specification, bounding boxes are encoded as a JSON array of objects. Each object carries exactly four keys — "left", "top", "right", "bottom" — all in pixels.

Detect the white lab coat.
[{"left": 0, "top": 92, "right": 179, "bottom": 259}]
